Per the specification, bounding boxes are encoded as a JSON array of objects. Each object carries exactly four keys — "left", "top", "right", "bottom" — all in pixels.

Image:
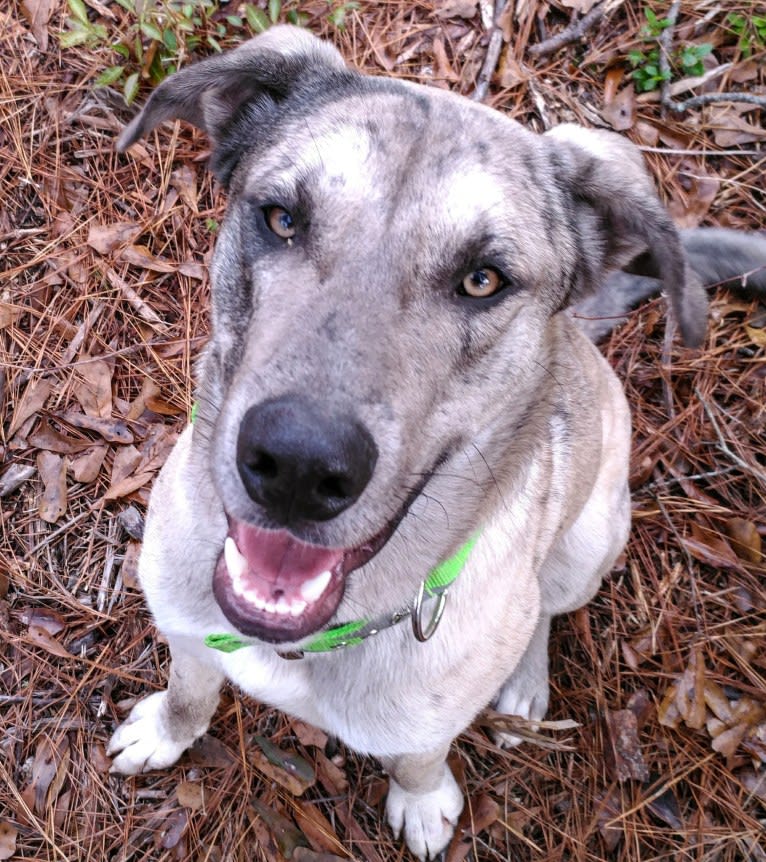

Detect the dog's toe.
[
  {"left": 107, "top": 691, "right": 196, "bottom": 775},
  {"left": 386, "top": 771, "right": 463, "bottom": 861},
  {"left": 492, "top": 687, "right": 549, "bottom": 749}
]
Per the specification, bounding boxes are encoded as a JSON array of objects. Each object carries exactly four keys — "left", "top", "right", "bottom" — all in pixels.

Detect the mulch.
[{"left": 1, "top": 2, "right": 764, "bottom": 860}]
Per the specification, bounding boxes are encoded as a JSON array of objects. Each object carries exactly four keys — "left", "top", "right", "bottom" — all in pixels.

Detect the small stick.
[
  {"left": 472, "top": 0, "right": 508, "bottom": 102},
  {"left": 658, "top": 1, "right": 681, "bottom": 109},
  {"left": 695, "top": 387, "right": 766, "bottom": 489},
  {"left": 527, "top": 2, "right": 606, "bottom": 57}
]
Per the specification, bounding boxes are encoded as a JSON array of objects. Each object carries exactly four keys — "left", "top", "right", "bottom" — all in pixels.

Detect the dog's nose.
[{"left": 236, "top": 395, "right": 378, "bottom": 524}]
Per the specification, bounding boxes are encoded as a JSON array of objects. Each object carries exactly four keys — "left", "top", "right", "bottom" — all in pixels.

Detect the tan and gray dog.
[{"left": 107, "top": 26, "right": 766, "bottom": 859}]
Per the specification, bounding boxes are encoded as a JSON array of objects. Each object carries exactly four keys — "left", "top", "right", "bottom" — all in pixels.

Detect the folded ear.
[
  {"left": 545, "top": 124, "right": 708, "bottom": 347},
  {"left": 117, "top": 25, "right": 347, "bottom": 182}
]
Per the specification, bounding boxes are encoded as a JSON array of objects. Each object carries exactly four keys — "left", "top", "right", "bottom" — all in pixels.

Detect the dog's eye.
[
  {"left": 265, "top": 207, "right": 296, "bottom": 240},
  {"left": 459, "top": 268, "right": 504, "bottom": 299}
]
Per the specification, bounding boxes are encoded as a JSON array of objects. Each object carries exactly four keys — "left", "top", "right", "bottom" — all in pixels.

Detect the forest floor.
[{"left": 1, "top": 1, "right": 765, "bottom": 860}]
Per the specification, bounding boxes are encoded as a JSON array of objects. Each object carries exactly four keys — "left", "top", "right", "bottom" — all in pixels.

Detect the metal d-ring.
[{"left": 411, "top": 582, "right": 448, "bottom": 642}]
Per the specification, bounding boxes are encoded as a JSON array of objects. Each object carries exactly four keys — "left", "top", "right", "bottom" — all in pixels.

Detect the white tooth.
[
  {"left": 299, "top": 570, "right": 332, "bottom": 603},
  {"left": 289, "top": 600, "right": 307, "bottom": 617},
  {"left": 275, "top": 597, "right": 291, "bottom": 615},
  {"left": 244, "top": 589, "right": 266, "bottom": 610},
  {"left": 264, "top": 601, "right": 277, "bottom": 614},
  {"left": 232, "top": 577, "right": 245, "bottom": 597},
  {"left": 224, "top": 537, "right": 247, "bottom": 582}
]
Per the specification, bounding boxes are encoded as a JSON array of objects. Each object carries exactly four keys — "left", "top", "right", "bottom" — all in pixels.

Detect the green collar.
[{"left": 204, "top": 533, "right": 478, "bottom": 658}]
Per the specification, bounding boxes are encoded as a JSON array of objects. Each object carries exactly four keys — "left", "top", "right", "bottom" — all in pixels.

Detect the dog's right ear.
[{"left": 117, "top": 25, "right": 346, "bottom": 181}]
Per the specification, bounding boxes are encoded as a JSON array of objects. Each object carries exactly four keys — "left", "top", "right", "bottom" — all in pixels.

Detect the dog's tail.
[{"left": 573, "top": 227, "right": 766, "bottom": 342}]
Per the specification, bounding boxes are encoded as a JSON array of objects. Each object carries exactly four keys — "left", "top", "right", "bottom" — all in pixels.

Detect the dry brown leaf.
[
  {"left": 20, "top": 0, "right": 54, "bottom": 50},
  {"left": 0, "top": 820, "right": 17, "bottom": 861},
  {"left": 434, "top": 0, "right": 477, "bottom": 19},
  {"left": 681, "top": 522, "right": 740, "bottom": 570},
  {"left": 176, "top": 781, "right": 205, "bottom": 811},
  {"left": 675, "top": 646, "right": 707, "bottom": 730},
  {"left": 250, "top": 736, "right": 315, "bottom": 796},
  {"left": 60, "top": 411, "right": 134, "bottom": 444},
  {"left": 37, "top": 450, "right": 67, "bottom": 523},
  {"left": 724, "top": 517, "right": 762, "bottom": 564},
  {"left": 605, "top": 709, "right": 649, "bottom": 782},
  {"left": 314, "top": 751, "right": 348, "bottom": 796},
  {"left": 667, "top": 165, "right": 720, "bottom": 228},
  {"left": 703, "top": 679, "right": 735, "bottom": 725},
  {"left": 69, "top": 445, "right": 107, "bottom": 483},
  {"left": 73, "top": 360, "right": 113, "bottom": 419},
  {"left": 249, "top": 797, "right": 307, "bottom": 859},
  {"left": 744, "top": 323, "right": 766, "bottom": 348},
  {"left": 28, "top": 418, "right": 91, "bottom": 454},
  {"left": 0, "top": 463, "right": 36, "bottom": 497},
  {"left": 110, "top": 445, "right": 142, "bottom": 488},
  {"left": 291, "top": 718, "right": 329, "bottom": 750},
  {"left": 170, "top": 165, "right": 198, "bottom": 214},
  {"left": 646, "top": 786, "right": 683, "bottom": 830},
  {"left": 188, "top": 734, "right": 237, "bottom": 769},
  {"left": 594, "top": 788, "right": 623, "bottom": 852},
  {"left": 159, "top": 809, "right": 188, "bottom": 851},
  {"left": 22, "top": 735, "right": 70, "bottom": 815},
  {"left": 86, "top": 221, "right": 141, "bottom": 255},
  {"left": 559, "top": 0, "right": 599, "bottom": 11},
  {"left": 121, "top": 540, "right": 142, "bottom": 589},
  {"left": 0, "top": 302, "right": 24, "bottom": 330},
  {"left": 119, "top": 244, "right": 177, "bottom": 273},
  {"left": 293, "top": 802, "right": 346, "bottom": 856},
  {"left": 602, "top": 85, "right": 635, "bottom": 132},
  {"left": 707, "top": 103, "right": 766, "bottom": 147},
  {"left": 9, "top": 377, "right": 53, "bottom": 437},
  {"left": 26, "top": 625, "right": 71, "bottom": 659},
  {"left": 20, "top": 607, "right": 65, "bottom": 635},
  {"left": 658, "top": 681, "right": 682, "bottom": 729},
  {"left": 292, "top": 850, "right": 348, "bottom": 862}
]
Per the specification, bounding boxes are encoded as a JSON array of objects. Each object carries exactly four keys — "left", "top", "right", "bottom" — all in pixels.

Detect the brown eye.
[
  {"left": 266, "top": 206, "right": 296, "bottom": 239},
  {"left": 460, "top": 268, "right": 503, "bottom": 298}
]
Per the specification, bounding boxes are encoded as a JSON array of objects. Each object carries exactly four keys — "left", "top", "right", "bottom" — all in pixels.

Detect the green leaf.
[
  {"left": 114, "top": 0, "right": 136, "bottom": 11},
  {"left": 68, "top": 0, "right": 90, "bottom": 27},
  {"left": 59, "top": 25, "right": 90, "bottom": 47},
  {"left": 207, "top": 34, "right": 221, "bottom": 52},
  {"left": 269, "top": 0, "right": 281, "bottom": 24},
  {"left": 163, "top": 28, "right": 177, "bottom": 51},
  {"left": 226, "top": 15, "right": 243, "bottom": 26},
  {"left": 245, "top": 4, "right": 270, "bottom": 32},
  {"left": 113, "top": 42, "right": 130, "bottom": 58},
  {"left": 140, "top": 21, "right": 163, "bottom": 41},
  {"left": 124, "top": 71, "right": 140, "bottom": 105},
  {"left": 94, "top": 65, "right": 124, "bottom": 86}
]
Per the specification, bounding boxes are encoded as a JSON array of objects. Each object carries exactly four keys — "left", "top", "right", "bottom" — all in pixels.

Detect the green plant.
[
  {"left": 627, "top": 7, "right": 713, "bottom": 93},
  {"left": 727, "top": 11, "right": 766, "bottom": 58},
  {"left": 61, "top": 0, "right": 360, "bottom": 106}
]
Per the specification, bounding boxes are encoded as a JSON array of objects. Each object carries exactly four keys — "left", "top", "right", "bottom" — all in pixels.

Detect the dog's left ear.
[
  {"left": 545, "top": 125, "right": 708, "bottom": 347},
  {"left": 116, "top": 25, "right": 347, "bottom": 182}
]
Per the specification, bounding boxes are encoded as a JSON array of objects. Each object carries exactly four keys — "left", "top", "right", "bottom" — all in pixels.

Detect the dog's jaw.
[{"left": 212, "top": 516, "right": 394, "bottom": 643}]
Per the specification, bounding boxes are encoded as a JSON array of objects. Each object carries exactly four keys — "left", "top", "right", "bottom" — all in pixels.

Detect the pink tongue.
[{"left": 230, "top": 520, "right": 344, "bottom": 585}]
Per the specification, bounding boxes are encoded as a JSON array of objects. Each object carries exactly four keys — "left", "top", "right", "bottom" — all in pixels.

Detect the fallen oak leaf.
[
  {"left": 249, "top": 797, "right": 309, "bottom": 859},
  {"left": 605, "top": 708, "right": 649, "bottom": 782},
  {"left": 724, "top": 517, "right": 762, "bottom": 563},
  {"left": 9, "top": 377, "right": 53, "bottom": 437},
  {"left": 37, "top": 451, "right": 67, "bottom": 523},
  {"left": 86, "top": 221, "right": 141, "bottom": 255},
  {"left": 58, "top": 411, "right": 134, "bottom": 444},
  {"left": 0, "top": 820, "right": 17, "bottom": 860},
  {"left": 118, "top": 244, "right": 177, "bottom": 273},
  {"left": 251, "top": 735, "right": 316, "bottom": 796}
]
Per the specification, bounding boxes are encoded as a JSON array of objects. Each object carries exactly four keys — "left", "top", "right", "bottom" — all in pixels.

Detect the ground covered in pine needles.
[{"left": 1, "top": 2, "right": 765, "bottom": 860}]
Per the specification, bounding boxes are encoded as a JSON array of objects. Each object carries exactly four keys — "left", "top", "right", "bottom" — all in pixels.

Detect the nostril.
[
  {"left": 248, "top": 449, "right": 278, "bottom": 479},
  {"left": 316, "top": 474, "right": 351, "bottom": 502}
]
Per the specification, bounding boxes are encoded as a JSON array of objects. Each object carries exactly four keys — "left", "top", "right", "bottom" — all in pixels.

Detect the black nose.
[{"left": 236, "top": 395, "right": 378, "bottom": 525}]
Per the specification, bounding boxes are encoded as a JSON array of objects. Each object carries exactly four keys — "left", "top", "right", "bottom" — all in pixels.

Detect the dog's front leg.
[
  {"left": 382, "top": 746, "right": 463, "bottom": 860},
  {"left": 108, "top": 640, "right": 224, "bottom": 775}
]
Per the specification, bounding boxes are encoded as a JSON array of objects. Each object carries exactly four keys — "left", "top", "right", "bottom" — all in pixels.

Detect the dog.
[{"left": 106, "top": 26, "right": 766, "bottom": 859}]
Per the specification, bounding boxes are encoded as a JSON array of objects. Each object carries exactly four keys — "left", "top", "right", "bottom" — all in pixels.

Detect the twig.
[
  {"left": 658, "top": 1, "right": 681, "bottom": 109},
  {"left": 695, "top": 387, "right": 766, "bottom": 489},
  {"left": 638, "top": 146, "right": 765, "bottom": 157},
  {"left": 658, "top": 3, "right": 766, "bottom": 113},
  {"left": 667, "top": 91, "right": 766, "bottom": 112},
  {"left": 472, "top": 0, "right": 508, "bottom": 102},
  {"left": 527, "top": 2, "right": 606, "bottom": 57}
]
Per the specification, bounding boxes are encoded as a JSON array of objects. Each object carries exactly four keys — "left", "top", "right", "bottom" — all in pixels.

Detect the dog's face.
[{"left": 121, "top": 27, "right": 706, "bottom": 644}]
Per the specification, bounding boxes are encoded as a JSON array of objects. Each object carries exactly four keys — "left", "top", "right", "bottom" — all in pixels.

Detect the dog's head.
[{"left": 121, "top": 27, "right": 707, "bottom": 644}]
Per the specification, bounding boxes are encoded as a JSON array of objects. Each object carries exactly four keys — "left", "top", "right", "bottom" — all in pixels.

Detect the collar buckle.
[{"left": 411, "top": 582, "right": 448, "bottom": 642}]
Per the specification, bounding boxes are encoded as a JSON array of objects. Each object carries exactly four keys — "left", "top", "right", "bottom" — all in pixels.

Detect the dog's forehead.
[{"left": 242, "top": 86, "right": 530, "bottom": 219}]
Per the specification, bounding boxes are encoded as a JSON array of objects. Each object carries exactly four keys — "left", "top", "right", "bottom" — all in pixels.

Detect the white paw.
[
  {"left": 386, "top": 769, "right": 463, "bottom": 861},
  {"left": 493, "top": 682, "right": 549, "bottom": 748},
  {"left": 107, "top": 691, "right": 199, "bottom": 774}
]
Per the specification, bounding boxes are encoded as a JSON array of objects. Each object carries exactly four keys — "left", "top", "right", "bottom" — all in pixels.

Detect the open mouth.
[{"left": 212, "top": 517, "right": 392, "bottom": 644}]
